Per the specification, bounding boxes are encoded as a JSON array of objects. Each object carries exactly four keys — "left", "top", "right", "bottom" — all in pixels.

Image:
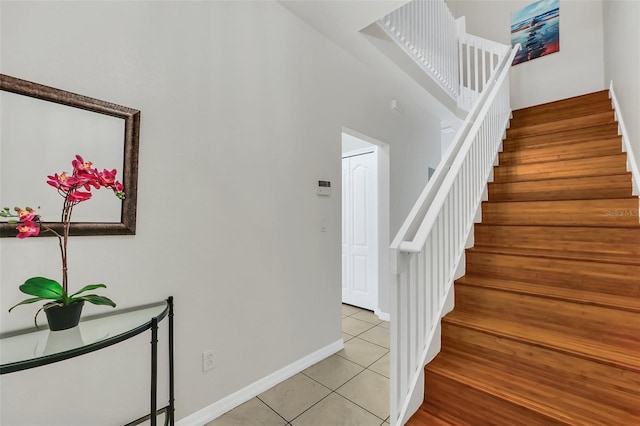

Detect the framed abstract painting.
[{"left": 511, "top": 0, "right": 560, "bottom": 65}]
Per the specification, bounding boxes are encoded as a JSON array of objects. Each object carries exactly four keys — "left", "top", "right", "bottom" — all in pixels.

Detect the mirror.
[{"left": 0, "top": 74, "right": 140, "bottom": 237}]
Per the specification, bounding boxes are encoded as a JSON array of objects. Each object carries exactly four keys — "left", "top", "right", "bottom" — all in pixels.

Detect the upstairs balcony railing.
[{"left": 379, "top": 2, "right": 508, "bottom": 111}]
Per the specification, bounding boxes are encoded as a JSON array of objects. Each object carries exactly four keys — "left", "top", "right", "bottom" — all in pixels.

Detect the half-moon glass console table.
[{"left": 0, "top": 296, "right": 174, "bottom": 426}]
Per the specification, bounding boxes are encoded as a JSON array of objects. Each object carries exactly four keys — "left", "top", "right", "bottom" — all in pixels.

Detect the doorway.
[
  {"left": 341, "top": 131, "right": 389, "bottom": 317},
  {"left": 342, "top": 146, "right": 378, "bottom": 310}
]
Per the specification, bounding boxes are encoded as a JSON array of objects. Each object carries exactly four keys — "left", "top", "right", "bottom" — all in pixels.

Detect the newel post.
[{"left": 390, "top": 248, "right": 411, "bottom": 275}]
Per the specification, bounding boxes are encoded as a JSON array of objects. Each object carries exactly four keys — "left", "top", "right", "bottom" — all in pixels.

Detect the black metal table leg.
[
  {"left": 150, "top": 317, "right": 158, "bottom": 426},
  {"left": 168, "top": 296, "right": 175, "bottom": 426}
]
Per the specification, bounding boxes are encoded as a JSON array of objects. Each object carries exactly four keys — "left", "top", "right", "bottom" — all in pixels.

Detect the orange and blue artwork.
[{"left": 511, "top": 0, "right": 559, "bottom": 65}]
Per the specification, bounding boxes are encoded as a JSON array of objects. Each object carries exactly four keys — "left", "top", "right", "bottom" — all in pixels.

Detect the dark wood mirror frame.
[{"left": 0, "top": 74, "right": 140, "bottom": 237}]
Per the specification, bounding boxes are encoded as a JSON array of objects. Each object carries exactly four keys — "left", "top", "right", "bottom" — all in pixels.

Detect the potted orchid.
[{"left": 1, "top": 155, "right": 122, "bottom": 330}]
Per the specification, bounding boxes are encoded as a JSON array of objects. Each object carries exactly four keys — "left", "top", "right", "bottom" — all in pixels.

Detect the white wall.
[
  {"left": 602, "top": 0, "right": 640, "bottom": 180},
  {"left": 451, "top": 0, "right": 606, "bottom": 109},
  {"left": 0, "top": 1, "right": 440, "bottom": 424},
  {"left": 342, "top": 133, "right": 375, "bottom": 154}
]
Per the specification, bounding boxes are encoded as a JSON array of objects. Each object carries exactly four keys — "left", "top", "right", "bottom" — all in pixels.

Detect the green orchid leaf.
[
  {"left": 8, "top": 297, "right": 48, "bottom": 313},
  {"left": 70, "top": 284, "right": 107, "bottom": 298},
  {"left": 19, "top": 277, "right": 64, "bottom": 299},
  {"left": 74, "top": 294, "right": 116, "bottom": 308}
]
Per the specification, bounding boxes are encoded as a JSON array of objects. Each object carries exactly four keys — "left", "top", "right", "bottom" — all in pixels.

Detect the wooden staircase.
[{"left": 407, "top": 90, "right": 640, "bottom": 425}]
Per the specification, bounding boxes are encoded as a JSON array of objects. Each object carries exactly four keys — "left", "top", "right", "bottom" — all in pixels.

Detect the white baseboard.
[
  {"left": 176, "top": 339, "right": 344, "bottom": 426},
  {"left": 375, "top": 308, "right": 390, "bottom": 322}
]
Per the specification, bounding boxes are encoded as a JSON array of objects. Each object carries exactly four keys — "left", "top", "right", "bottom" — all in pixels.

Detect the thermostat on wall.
[{"left": 317, "top": 180, "right": 331, "bottom": 196}]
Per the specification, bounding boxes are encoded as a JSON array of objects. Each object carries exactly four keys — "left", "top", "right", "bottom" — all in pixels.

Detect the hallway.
[{"left": 208, "top": 304, "right": 390, "bottom": 425}]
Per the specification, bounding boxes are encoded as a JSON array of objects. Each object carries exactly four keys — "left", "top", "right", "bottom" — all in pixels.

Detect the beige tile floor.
[{"left": 207, "top": 304, "right": 390, "bottom": 426}]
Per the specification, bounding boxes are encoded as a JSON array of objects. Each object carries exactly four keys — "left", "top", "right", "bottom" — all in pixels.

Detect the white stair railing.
[
  {"left": 379, "top": 0, "right": 459, "bottom": 101},
  {"left": 389, "top": 43, "right": 521, "bottom": 426},
  {"left": 609, "top": 82, "right": 640, "bottom": 199},
  {"left": 457, "top": 17, "right": 510, "bottom": 111},
  {"left": 379, "top": 3, "right": 508, "bottom": 112}
]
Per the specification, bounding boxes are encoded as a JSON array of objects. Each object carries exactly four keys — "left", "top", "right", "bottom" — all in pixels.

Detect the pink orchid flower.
[
  {"left": 67, "top": 190, "right": 92, "bottom": 202},
  {"left": 47, "top": 172, "right": 72, "bottom": 190},
  {"left": 17, "top": 208, "right": 36, "bottom": 222},
  {"left": 16, "top": 221, "right": 40, "bottom": 239},
  {"left": 113, "top": 181, "right": 124, "bottom": 193},
  {"left": 72, "top": 154, "right": 93, "bottom": 172},
  {"left": 98, "top": 169, "right": 118, "bottom": 186}
]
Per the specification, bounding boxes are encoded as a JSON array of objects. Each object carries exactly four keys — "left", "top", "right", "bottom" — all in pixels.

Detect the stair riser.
[
  {"left": 493, "top": 154, "right": 628, "bottom": 182},
  {"left": 504, "top": 123, "right": 620, "bottom": 151},
  {"left": 440, "top": 322, "right": 640, "bottom": 409},
  {"left": 511, "top": 91, "right": 610, "bottom": 122},
  {"left": 509, "top": 99, "right": 613, "bottom": 128},
  {"left": 457, "top": 273, "right": 640, "bottom": 313},
  {"left": 481, "top": 198, "right": 640, "bottom": 227},
  {"left": 498, "top": 138, "right": 622, "bottom": 165},
  {"left": 488, "top": 174, "right": 633, "bottom": 201},
  {"left": 423, "top": 371, "right": 564, "bottom": 426},
  {"left": 465, "top": 251, "right": 640, "bottom": 297},
  {"left": 474, "top": 225, "right": 640, "bottom": 256},
  {"left": 507, "top": 111, "right": 615, "bottom": 139},
  {"left": 409, "top": 407, "right": 464, "bottom": 426},
  {"left": 454, "top": 285, "right": 640, "bottom": 347}
]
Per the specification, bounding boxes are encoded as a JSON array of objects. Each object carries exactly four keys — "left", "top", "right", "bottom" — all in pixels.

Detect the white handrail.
[
  {"left": 609, "top": 81, "right": 640, "bottom": 198},
  {"left": 390, "top": 40, "right": 510, "bottom": 269},
  {"left": 389, "top": 44, "right": 520, "bottom": 426},
  {"left": 400, "top": 46, "right": 517, "bottom": 254}
]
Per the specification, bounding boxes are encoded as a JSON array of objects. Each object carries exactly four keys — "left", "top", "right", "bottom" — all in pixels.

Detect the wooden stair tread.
[
  {"left": 511, "top": 91, "right": 610, "bottom": 121},
  {"left": 481, "top": 198, "right": 640, "bottom": 227},
  {"left": 456, "top": 274, "right": 640, "bottom": 313},
  {"left": 426, "top": 349, "right": 639, "bottom": 425},
  {"left": 510, "top": 100, "right": 611, "bottom": 129},
  {"left": 509, "top": 99, "right": 613, "bottom": 128},
  {"left": 488, "top": 174, "right": 633, "bottom": 201},
  {"left": 474, "top": 224, "right": 640, "bottom": 256},
  {"left": 440, "top": 322, "right": 640, "bottom": 403},
  {"left": 506, "top": 111, "right": 615, "bottom": 139},
  {"left": 465, "top": 249, "right": 640, "bottom": 298},
  {"left": 406, "top": 405, "right": 462, "bottom": 426},
  {"left": 443, "top": 311, "right": 640, "bottom": 373},
  {"left": 498, "top": 137, "right": 622, "bottom": 165},
  {"left": 467, "top": 245, "right": 640, "bottom": 265},
  {"left": 493, "top": 154, "right": 629, "bottom": 183},
  {"left": 504, "top": 123, "right": 620, "bottom": 151},
  {"left": 423, "top": 368, "right": 567, "bottom": 425},
  {"left": 454, "top": 285, "right": 640, "bottom": 351}
]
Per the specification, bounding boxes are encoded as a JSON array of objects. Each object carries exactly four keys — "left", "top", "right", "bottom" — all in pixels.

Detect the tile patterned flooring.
[{"left": 207, "top": 304, "right": 390, "bottom": 426}]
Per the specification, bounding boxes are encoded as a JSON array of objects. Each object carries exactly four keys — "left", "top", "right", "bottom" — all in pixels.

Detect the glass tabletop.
[{"left": 0, "top": 301, "right": 168, "bottom": 373}]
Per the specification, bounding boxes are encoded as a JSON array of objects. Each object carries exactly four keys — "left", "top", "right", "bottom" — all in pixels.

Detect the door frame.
[
  {"left": 342, "top": 147, "right": 379, "bottom": 311},
  {"left": 341, "top": 128, "right": 391, "bottom": 321}
]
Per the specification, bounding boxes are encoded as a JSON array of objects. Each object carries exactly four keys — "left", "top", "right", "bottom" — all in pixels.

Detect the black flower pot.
[{"left": 45, "top": 301, "right": 84, "bottom": 331}]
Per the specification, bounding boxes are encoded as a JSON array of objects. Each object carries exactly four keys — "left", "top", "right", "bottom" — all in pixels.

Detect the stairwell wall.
[
  {"left": 447, "top": 0, "right": 606, "bottom": 110},
  {"left": 0, "top": 1, "right": 440, "bottom": 424},
  {"left": 602, "top": 0, "right": 640, "bottom": 187}
]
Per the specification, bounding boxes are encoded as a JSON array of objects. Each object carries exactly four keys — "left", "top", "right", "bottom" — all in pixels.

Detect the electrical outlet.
[{"left": 202, "top": 350, "right": 215, "bottom": 372}]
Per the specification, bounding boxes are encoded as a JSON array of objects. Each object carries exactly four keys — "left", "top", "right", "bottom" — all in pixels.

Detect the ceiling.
[{"left": 278, "top": 0, "right": 461, "bottom": 128}]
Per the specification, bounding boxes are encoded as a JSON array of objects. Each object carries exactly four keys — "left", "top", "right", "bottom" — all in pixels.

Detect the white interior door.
[{"left": 342, "top": 149, "right": 378, "bottom": 311}]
